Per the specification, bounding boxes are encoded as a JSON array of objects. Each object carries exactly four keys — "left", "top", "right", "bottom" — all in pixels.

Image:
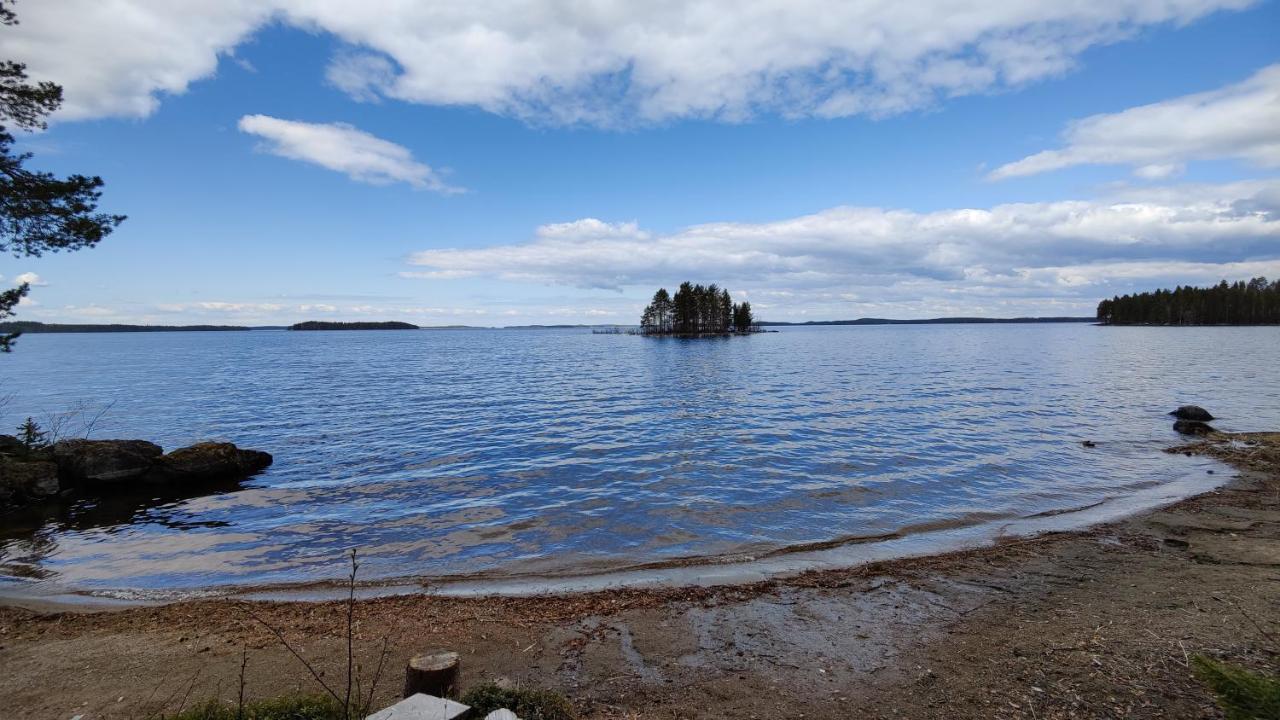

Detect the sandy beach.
[{"left": 2, "top": 432, "right": 1276, "bottom": 719}]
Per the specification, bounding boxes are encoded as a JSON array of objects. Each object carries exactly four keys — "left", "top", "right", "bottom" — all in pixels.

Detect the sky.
[{"left": 3, "top": 0, "right": 1279, "bottom": 326}]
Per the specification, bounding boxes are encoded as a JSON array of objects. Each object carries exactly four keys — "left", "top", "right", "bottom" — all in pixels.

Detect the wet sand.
[{"left": 2, "top": 432, "right": 1277, "bottom": 719}]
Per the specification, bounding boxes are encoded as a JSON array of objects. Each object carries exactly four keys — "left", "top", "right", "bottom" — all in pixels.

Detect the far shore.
[{"left": 1, "top": 431, "right": 1276, "bottom": 718}]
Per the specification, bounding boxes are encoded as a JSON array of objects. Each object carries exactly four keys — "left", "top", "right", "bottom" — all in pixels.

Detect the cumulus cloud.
[
  {"left": 404, "top": 180, "right": 1280, "bottom": 317},
  {"left": 237, "top": 115, "right": 459, "bottom": 192},
  {"left": 3, "top": 0, "right": 1257, "bottom": 125},
  {"left": 991, "top": 64, "right": 1280, "bottom": 179},
  {"left": 13, "top": 272, "right": 47, "bottom": 286}
]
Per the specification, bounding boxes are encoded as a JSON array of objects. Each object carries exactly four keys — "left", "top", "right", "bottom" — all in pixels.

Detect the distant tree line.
[
  {"left": 289, "top": 321, "right": 419, "bottom": 331},
  {"left": 641, "top": 282, "right": 756, "bottom": 335},
  {"left": 1097, "top": 277, "right": 1280, "bottom": 325},
  {"left": 0, "top": 321, "right": 248, "bottom": 333}
]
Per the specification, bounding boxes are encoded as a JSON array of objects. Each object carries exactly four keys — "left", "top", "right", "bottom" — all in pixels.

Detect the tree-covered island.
[
  {"left": 1097, "top": 277, "right": 1280, "bottom": 325},
  {"left": 288, "top": 321, "right": 419, "bottom": 331},
  {"left": 640, "top": 282, "right": 758, "bottom": 336}
]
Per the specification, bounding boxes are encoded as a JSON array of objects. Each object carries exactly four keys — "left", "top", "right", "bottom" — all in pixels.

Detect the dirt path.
[{"left": 2, "top": 433, "right": 1277, "bottom": 719}]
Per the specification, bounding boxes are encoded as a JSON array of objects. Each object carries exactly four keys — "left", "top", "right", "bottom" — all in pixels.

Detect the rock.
[
  {"left": 1170, "top": 405, "right": 1215, "bottom": 421},
  {"left": 0, "top": 434, "right": 26, "bottom": 455},
  {"left": 1173, "top": 419, "right": 1216, "bottom": 436},
  {"left": 0, "top": 455, "right": 60, "bottom": 503},
  {"left": 366, "top": 694, "right": 470, "bottom": 720},
  {"left": 53, "top": 439, "right": 163, "bottom": 484},
  {"left": 148, "top": 442, "right": 272, "bottom": 482}
]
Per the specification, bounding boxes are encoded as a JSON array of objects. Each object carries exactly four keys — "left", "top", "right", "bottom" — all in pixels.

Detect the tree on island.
[
  {"left": 1097, "top": 277, "right": 1280, "bottom": 325},
  {"left": 0, "top": 0, "right": 125, "bottom": 352},
  {"left": 641, "top": 282, "right": 755, "bottom": 335}
]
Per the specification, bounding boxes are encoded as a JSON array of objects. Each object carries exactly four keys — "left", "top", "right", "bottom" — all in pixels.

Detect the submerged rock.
[
  {"left": 148, "top": 442, "right": 272, "bottom": 482},
  {"left": 53, "top": 439, "right": 163, "bottom": 484},
  {"left": 0, "top": 455, "right": 60, "bottom": 504},
  {"left": 1170, "top": 405, "right": 1215, "bottom": 421},
  {"left": 1173, "top": 419, "right": 1216, "bottom": 436}
]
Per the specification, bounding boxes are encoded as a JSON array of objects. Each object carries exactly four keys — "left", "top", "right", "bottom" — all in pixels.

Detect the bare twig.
[
  {"left": 247, "top": 608, "right": 344, "bottom": 708},
  {"left": 345, "top": 548, "right": 359, "bottom": 719},
  {"left": 237, "top": 645, "right": 248, "bottom": 720},
  {"left": 360, "top": 636, "right": 391, "bottom": 719}
]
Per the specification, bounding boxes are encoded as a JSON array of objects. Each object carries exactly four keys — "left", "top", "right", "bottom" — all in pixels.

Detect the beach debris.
[
  {"left": 366, "top": 692, "right": 470, "bottom": 720},
  {"left": 1170, "top": 405, "right": 1215, "bottom": 421},
  {"left": 403, "top": 651, "right": 461, "bottom": 699}
]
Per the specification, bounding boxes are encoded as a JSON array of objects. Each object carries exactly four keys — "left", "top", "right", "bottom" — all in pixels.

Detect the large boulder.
[
  {"left": 1173, "top": 419, "right": 1216, "bottom": 436},
  {"left": 52, "top": 439, "right": 163, "bottom": 485},
  {"left": 148, "top": 442, "right": 272, "bottom": 482},
  {"left": 1170, "top": 405, "right": 1215, "bottom": 421},
  {"left": 0, "top": 455, "right": 59, "bottom": 504}
]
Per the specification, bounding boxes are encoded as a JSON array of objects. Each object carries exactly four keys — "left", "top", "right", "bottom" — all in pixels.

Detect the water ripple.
[{"left": 1, "top": 324, "right": 1278, "bottom": 592}]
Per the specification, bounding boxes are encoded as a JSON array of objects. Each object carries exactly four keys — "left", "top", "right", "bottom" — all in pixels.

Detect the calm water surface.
[{"left": 1, "top": 325, "right": 1277, "bottom": 595}]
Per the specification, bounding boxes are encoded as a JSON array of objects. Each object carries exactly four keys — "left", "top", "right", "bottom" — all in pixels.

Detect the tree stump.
[{"left": 403, "top": 651, "right": 461, "bottom": 699}]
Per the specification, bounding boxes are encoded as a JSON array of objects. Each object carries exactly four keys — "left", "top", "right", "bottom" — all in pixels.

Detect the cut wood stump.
[{"left": 403, "top": 651, "right": 461, "bottom": 699}]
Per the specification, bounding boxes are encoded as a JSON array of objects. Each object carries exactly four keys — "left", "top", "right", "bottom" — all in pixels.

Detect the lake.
[{"left": 1, "top": 324, "right": 1278, "bottom": 599}]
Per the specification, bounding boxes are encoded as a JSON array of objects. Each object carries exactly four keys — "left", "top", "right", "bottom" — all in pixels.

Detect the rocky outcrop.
[
  {"left": 1173, "top": 419, "right": 1217, "bottom": 436},
  {"left": 148, "top": 442, "right": 272, "bottom": 482},
  {"left": 1, "top": 437, "right": 272, "bottom": 510},
  {"left": 0, "top": 454, "right": 60, "bottom": 504},
  {"left": 1170, "top": 405, "right": 1215, "bottom": 421},
  {"left": 52, "top": 439, "right": 163, "bottom": 484}
]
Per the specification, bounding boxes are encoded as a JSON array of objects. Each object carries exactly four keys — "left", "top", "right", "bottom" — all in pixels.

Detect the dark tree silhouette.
[
  {"left": 641, "top": 282, "right": 757, "bottom": 335},
  {"left": 733, "top": 300, "right": 753, "bottom": 331},
  {"left": 1, "top": 0, "right": 125, "bottom": 351},
  {"left": 1097, "top": 277, "right": 1280, "bottom": 325}
]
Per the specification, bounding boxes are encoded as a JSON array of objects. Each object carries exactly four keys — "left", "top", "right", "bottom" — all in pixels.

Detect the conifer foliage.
[
  {"left": 641, "top": 282, "right": 756, "bottom": 335},
  {"left": 1097, "top": 277, "right": 1280, "bottom": 325}
]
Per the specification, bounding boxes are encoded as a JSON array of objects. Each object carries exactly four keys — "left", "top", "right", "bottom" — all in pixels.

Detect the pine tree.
[{"left": 16, "top": 416, "right": 46, "bottom": 450}]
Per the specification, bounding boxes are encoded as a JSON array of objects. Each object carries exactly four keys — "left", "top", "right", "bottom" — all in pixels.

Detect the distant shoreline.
[
  {"left": 0, "top": 321, "right": 252, "bottom": 333},
  {"left": 17, "top": 317, "right": 1280, "bottom": 334},
  {"left": 757, "top": 316, "right": 1095, "bottom": 326}
]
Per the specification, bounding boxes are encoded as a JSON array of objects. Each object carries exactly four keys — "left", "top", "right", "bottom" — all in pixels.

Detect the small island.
[
  {"left": 288, "top": 321, "right": 420, "bottom": 331},
  {"left": 640, "top": 282, "right": 759, "bottom": 336},
  {"left": 1097, "top": 277, "right": 1280, "bottom": 325}
]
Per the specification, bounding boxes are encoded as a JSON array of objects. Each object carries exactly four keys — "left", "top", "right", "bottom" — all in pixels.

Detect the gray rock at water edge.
[
  {"left": 1173, "top": 419, "right": 1216, "bottom": 436},
  {"left": 0, "top": 455, "right": 59, "bottom": 503},
  {"left": 147, "top": 442, "right": 273, "bottom": 482},
  {"left": 52, "top": 439, "right": 163, "bottom": 484},
  {"left": 1170, "top": 405, "right": 1215, "bottom": 421}
]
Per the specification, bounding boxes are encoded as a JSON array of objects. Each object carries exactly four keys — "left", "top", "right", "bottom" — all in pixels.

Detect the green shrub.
[
  {"left": 156, "top": 694, "right": 344, "bottom": 720},
  {"left": 1192, "top": 655, "right": 1280, "bottom": 720},
  {"left": 461, "top": 682, "right": 576, "bottom": 720}
]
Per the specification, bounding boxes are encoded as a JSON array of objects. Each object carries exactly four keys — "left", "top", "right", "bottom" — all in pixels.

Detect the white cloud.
[
  {"left": 991, "top": 64, "right": 1280, "bottom": 179},
  {"left": 405, "top": 180, "right": 1280, "bottom": 317},
  {"left": 13, "top": 272, "right": 47, "bottom": 287},
  {"left": 237, "top": 115, "right": 459, "bottom": 192},
  {"left": 4, "top": 0, "right": 1257, "bottom": 126}
]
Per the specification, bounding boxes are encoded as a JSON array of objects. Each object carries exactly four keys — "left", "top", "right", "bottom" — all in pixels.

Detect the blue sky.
[{"left": 5, "top": 0, "right": 1279, "bottom": 325}]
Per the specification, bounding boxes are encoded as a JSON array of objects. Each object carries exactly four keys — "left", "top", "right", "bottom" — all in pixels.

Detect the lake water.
[{"left": 1, "top": 325, "right": 1278, "bottom": 598}]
